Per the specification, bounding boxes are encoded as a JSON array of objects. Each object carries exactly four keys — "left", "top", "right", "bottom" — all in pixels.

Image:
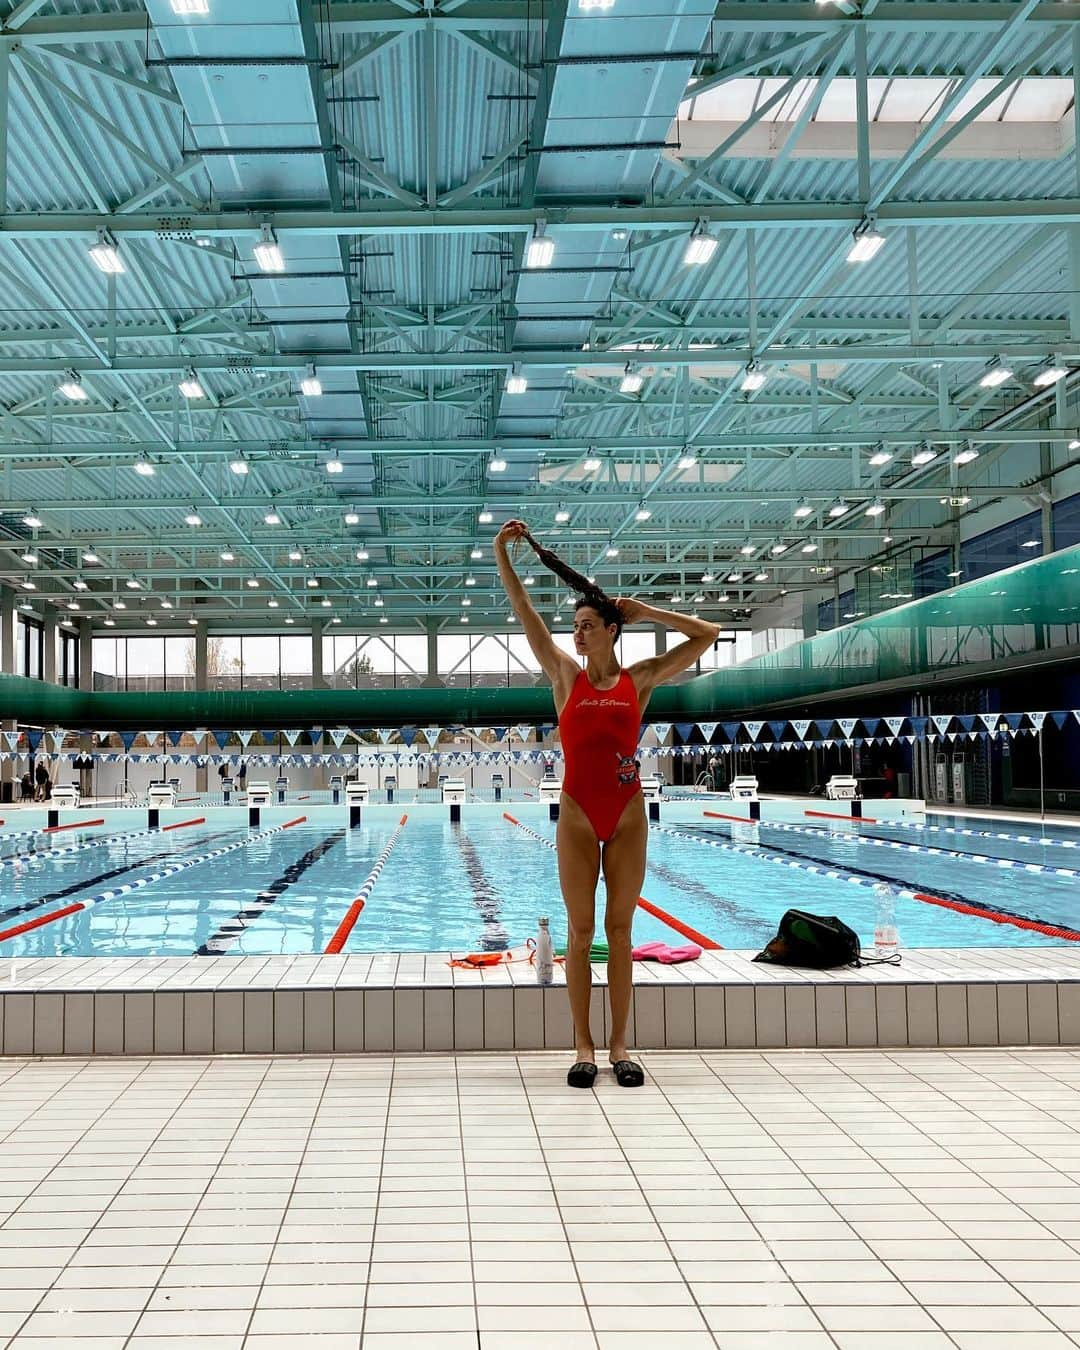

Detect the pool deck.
[{"left": 0, "top": 944, "right": 1076, "bottom": 1057}]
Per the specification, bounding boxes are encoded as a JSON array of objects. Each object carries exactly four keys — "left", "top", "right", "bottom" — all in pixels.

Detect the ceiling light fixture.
[
  {"left": 489, "top": 455, "right": 507, "bottom": 473},
  {"left": 22, "top": 513, "right": 42, "bottom": 528},
  {"left": 620, "top": 364, "right": 644, "bottom": 395},
  {"left": 253, "top": 223, "right": 285, "bottom": 274},
  {"left": 911, "top": 446, "right": 937, "bottom": 466},
  {"left": 954, "top": 446, "right": 980, "bottom": 466},
  {"left": 793, "top": 500, "right": 813, "bottom": 519},
  {"left": 73, "top": 579, "right": 89, "bottom": 591},
  {"left": 846, "top": 218, "right": 886, "bottom": 263},
  {"left": 582, "top": 456, "right": 601, "bottom": 472},
  {"left": 828, "top": 501, "right": 849, "bottom": 517},
  {"left": 300, "top": 364, "right": 322, "bottom": 397},
  {"left": 59, "top": 372, "right": 88, "bottom": 401},
  {"left": 344, "top": 511, "right": 360, "bottom": 525},
  {"left": 1033, "top": 362, "right": 1068, "bottom": 388},
  {"left": 82, "top": 551, "right": 99, "bottom": 564},
  {"left": 801, "top": 542, "right": 818, "bottom": 553},
  {"left": 246, "top": 577, "right": 261, "bottom": 588},
  {"left": 525, "top": 220, "right": 555, "bottom": 269},
  {"left": 470, "top": 548, "right": 482, "bottom": 560},
  {"left": 865, "top": 500, "right": 886, "bottom": 517},
  {"left": 184, "top": 511, "right": 202, "bottom": 526},
  {"left": 478, "top": 508, "right": 493, "bottom": 523},
  {"left": 979, "top": 361, "right": 1012, "bottom": 388},
  {"left": 606, "top": 545, "right": 619, "bottom": 558},
  {"left": 634, "top": 505, "right": 652, "bottom": 521},
  {"left": 325, "top": 455, "right": 344, "bottom": 474},
  {"left": 88, "top": 228, "right": 124, "bottom": 274},
  {"left": 555, "top": 506, "right": 570, "bottom": 523},
  {"left": 134, "top": 457, "right": 155, "bottom": 476},
  {"left": 263, "top": 509, "right": 281, "bottom": 526},
  {"left": 20, "top": 551, "right": 37, "bottom": 564},
  {"left": 171, "top": 0, "right": 210, "bottom": 12},
  {"left": 684, "top": 219, "right": 718, "bottom": 266},
  {"left": 356, "top": 548, "right": 369, "bottom": 561},
  {"left": 868, "top": 448, "right": 893, "bottom": 467},
  {"left": 229, "top": 456, "right": 249, "bottom": 476},
  {"left": 740, "top": 362, "right": 766, "bottom": 392},
  {"left": 505, "top": 366, "right": 527, "bottom": 395},
  {"left": 179, "top": 369, "right": 205, "bottom": 399}
]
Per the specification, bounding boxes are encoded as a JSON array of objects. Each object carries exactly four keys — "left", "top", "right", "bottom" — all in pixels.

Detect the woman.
[{"left": 495, "top": 519, "right": 720, "bottom": 1089}]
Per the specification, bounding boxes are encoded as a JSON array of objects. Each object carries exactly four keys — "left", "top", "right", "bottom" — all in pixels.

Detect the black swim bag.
[{"left": 752, "top": 909, "right": 861, "bottom": 969}]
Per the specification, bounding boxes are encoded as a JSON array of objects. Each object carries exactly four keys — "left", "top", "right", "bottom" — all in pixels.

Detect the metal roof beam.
[
  {"left": 703, "top": 3, "right": 1080, "bottom": 31},
  {"left": 10, "top": 198, "right": 1080, "bottom": 238}
]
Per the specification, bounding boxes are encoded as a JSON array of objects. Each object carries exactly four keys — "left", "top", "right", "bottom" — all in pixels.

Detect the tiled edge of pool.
[{"left": 0, "top": 947, "right": 1077, "bottom": 1055}]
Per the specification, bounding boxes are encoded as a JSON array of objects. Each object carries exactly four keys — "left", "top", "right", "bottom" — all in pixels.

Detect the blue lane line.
[{"left": 195, "top": 830, "right": 345, "bottom": 956}]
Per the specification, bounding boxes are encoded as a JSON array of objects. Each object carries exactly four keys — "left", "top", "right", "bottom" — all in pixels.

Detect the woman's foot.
[{"left": 567, "top": 1045, "right": 597, "bottom": 1089}]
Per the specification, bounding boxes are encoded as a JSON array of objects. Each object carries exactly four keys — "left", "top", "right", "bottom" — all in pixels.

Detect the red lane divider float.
[
  {"left": 502, "top": 812, "right": 721, "bottom": 949},
  {"left": 162, "top": 816, "right": 205, "bottom": 832},
  {"left": 42, "top": 818, "right": 105, "bottom": 835},
  {"left": 176, "top": 796, "right": 200, "bottom": 804},
  {"left": 324, "top": 813, "right": 408, "bottom": 954},
  {"left": 703, "top": 810, "right": 757, "bottom": 824},
  {"left": 297, "top": 794, "right": 310, "bottom": 802},
  {"left": 806, "top": 808, "right": 879, "bottom": 824},
  {"left": 0, "top": 904, "right": 84, "bottom": 944},
  {"left": 912, "top": 891, "right": 1080, "bottom": 942}
]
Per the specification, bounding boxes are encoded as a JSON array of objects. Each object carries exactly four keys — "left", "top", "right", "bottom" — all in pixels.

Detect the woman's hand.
[
  {"left": 495, "top": 519, "right": 530, "bottom": 551},
  {"left": 615, "top": 596, "right": 648, "bottom": 624}
]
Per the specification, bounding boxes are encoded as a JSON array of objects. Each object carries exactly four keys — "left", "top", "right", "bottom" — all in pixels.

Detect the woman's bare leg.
[
  {"left": 600, "top": 797, "right": 647, "bottom": 1062},
  {"left": 556, "top": 793, "right": 601, "bottom": 1062}
]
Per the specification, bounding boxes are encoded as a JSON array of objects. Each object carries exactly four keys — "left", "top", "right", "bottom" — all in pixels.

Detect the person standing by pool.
[{"left": 495, "top": 519, "right": 720, "bottom": 1089}]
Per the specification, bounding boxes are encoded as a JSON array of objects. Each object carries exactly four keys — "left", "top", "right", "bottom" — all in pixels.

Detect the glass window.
[
  {"left": 281, "top": 633, "right": 312, "bottom": 690},
  {"left": 19, "top": 617, "right": 42, "bottom": 681},
  {"left": 207, "top": 635, "right": 242, "bottom": 691},
  {"left": 165, "top": 637, "right": 194, "bottom": 691},
  {"left": 60, "top": 629, "right": 79, "bottom": 688},
  {"left": 241, "top": 635, "right": 279, "bottom": 690},
  {"left": 124, "top": 637, "right": 165, "bottom": 692}
]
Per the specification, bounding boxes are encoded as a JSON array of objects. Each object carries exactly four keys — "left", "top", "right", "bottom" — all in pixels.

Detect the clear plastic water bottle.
[
  {"left": 535, "top": 917, "right": 554, "bottom": 985},
  {"left": 873, "top": 883, "right": 899, "bottom": 959}
]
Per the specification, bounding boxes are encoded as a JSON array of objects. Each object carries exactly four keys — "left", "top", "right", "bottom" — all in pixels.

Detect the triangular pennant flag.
[
  {"left": 1001, "top": 713, "right": 1023, "bottom": 731},
  {"left": 766, "top": 720, "right": 787, "bottom": 742},
  {"left": 674, "top": 723, "right": 696, "bottom": 743},
  {"left": 515, "top": 724, "right": 532, "bottom": 743},
  {"left": 883, "top": 717, "right": 906, "bottom": 737},
  {"left": 1051, "top": 711, "right": 1069, "bottom": 729},
  {"left": 237, "top": 730, "right": 255, "bottom": 747},
  {"left": 424, "top": 726, "right": 441, "bottom": 747},
  {"left": 281, "top": 729, "right": 302, "bottom": 747},
  {"left": 790, "top": 720, "right": 812, "bottom": 741},
  {"left": 955, "top": 714, "right": 976, "bottom": 732},
  {"left": 743, "top": 720, "right": 764, "bottom": 742},
  {"left": 166, "top": 730, "right": 185, "bottom": 746},
  {"left": 120, "top": 731, "right": 138, "bottom": 752},
  {"left": 908, "top": 716, "right": 928, "bottom": 739},
  {"left": 329, "top": 728, "right": 349, "bottom": 747},
  {"left": 26, "top": 730, "right": 43, "bottom": 752},
  {"left": 3, "top": 731, "right": 19, "bottom": 751},
  {"left": 378, "top": 729, "right": 394, "bottom": 744},
  {"left": 399, "top": 727, "right": 416, "bottom": 747},
  {"left": 651, "top": 723, "right": 671, "bottom": 743},
  {"left": 932, "top": 714, "right": 954, "bottom": 735},
  {"left": 837, "top": 718, "right": 859, "bottom": 739},
  {"left": 697, "top": 721, "right": 718, "bottom": 742},
  {"left": 721, "top": 722, "right": 741, "bottom": 743},
  {"left": 813, "top": 719, "right": 835, "bottom": 739},
  {"left": 978, "top": 712, "right": 1000, "bottom": 734},
  {"left": 1028, "top": 711, "right": 1047, "bottom": 733},
  {"left": 211, "top": 729, "right": 231, "bottom": 749}
]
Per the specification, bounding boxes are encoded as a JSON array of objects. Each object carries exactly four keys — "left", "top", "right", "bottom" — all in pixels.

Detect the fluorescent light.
[
  {"left": 268, "top": 599, "right": 279, "bottom": 608},
  {"left": 20, "top": 581, "right": 35, "bottom": 590},
  {"left": 321, "top": 600, "right": 331, "bottom": 609},
  {"left": 104, "top": 618, "right": 115, "bottom": 627},
  {"left": 179, "top": 371, "right": 205, "bottom": 399},
  {"left": 753, "top": 571, "right": 769, "bottom": 582},
  {"left": 947, "top": 570, "right": 963, "bottom": 579},
  {"left": 160, "top": 599, "right": 172, "bottom": 609},
  {"left": 356, "top": 549, "right": 370, "bottom": 561},
  {"left": 954, "top": 447, "right": 979, "bottom": 465},
  {"left": 82, "top": 552, "right": 99, "bottom": 564},
  {"left": 677, "top": 454, "right": 697, "bottom": 470},
  {"left": 325, "top": 457, "right": 344, "bottom": 474},
  {"left": 462, "top": 597, "right": 472, "bottom": 607},
  {"left": 288, "top": 549, "right": 302, "bottom": 561},
  {"left": 607, "top": 546, "right": 619, "bottom": 557},
  {"left": 582, "top": 457, "right": 602, "bottom": 471},
  {"left": 739, "top": 543, "right": 756, "bottom": 556},
  {"left": 579, "top": 0, "right": 615, "bottom": 9},
  {"left": 1033, "top": 364, "right": 1068, "bottom": 387},
  {"left": 300, "top": 372, "right": 322, "bottom": 397},
  {"left": 505, "top": 369, "right": 527, "bottom": 395},
  {"left": 620, "top": 366, "right": 644, "bottom": 394},
  {"left": 868, "top": 450, "right": 892, "bottom": 467},
  {"left": 20, "top": 552, "right": 37, "bottom": 564},
  {"left": 59, "top": 374, "right": 88, "bottom": 401},
  {"left": 470, "top": 547, "right": 482, "bottom": 560},
  {"left": 114, "top": 600, "right": 126, "bottom": 609},
  {"left": 125, "top": 578, "right": 141, "bottom": 589},
  {"left": 285, "top": 617, "right": 295, "bottom": 625},
  {"left": 366, "top": 577, "right": 378, "bottom": 587},
  {"left": 1021, "top": 539, "right": 1041, "bottom": 548},
  {"left": 229, "top": 458, "right": 249, "bottom": 475},
  {"left": 134, "top": 458, "right": 155, "bottom": 476},
  {"left": 246, "top": 578, "right": 261, "bottom": 588},
  {"left": 846, "top": 225, "right": 886, "bottom": 263},
  {"left": 684, "top": 221, "right": 718, "bottom": 266},
  {"left": 264, "top": 510, "right": 281, "bottom": 525},
  {"left": 373, "top": 597, "right": 384, "bottom": 608},
  {"left": 253, "top": 225, "right": 285, "bottom": 274},
  {"left": 979, "top": 364, "right": 1012, "bottom": 388},
  {"left": 380, "top": 616, "right": 388, "bottom": 624},
  {"left": 740, "top": 364, "right": 766, "bottom": 392},
  {"left": 801, "top": 543, "right": 818, "bottom": 553},
  {"left": 828, "top": 501, "right": 849, "bottom": 517},
  {"left": 171, "top": 0, "right": 209, "bottom": 12},
  {"left": 522, "top": 575, "right": 534, "bottom": 586},
  {"left": 525, "top": 223, "right": 554, "bottom": 269},
  {"left": 220, "top": 550, "right": 235, "bottom": 561},
  {"left": 489, "top": 456, "right": 507, "bottom": 473},
  {"left": 88, "top": 230, "right": 124, "bottom": 274},
  {"left": 770, "top": 543, "right": 788, "bottom": 554},
  {"left": 344, "top": 511, "right": 360, "bottom": 525},
  {"left": 793, "top": 502, "right": 813, "bottom": 519},
  {"left": 865, "top": 501, "right": 886, "bottom": 517},
  {"left": 911, "top": 448, "right": 937, "bottom": 466},
  {"left": 466, "top": 575, "right": 477, "bottom": 586},
  {"left": 22, "top": 514, "right": 42, "bottom": 528},
  {"left": 555, "top": 508, "right": 570, "bottom": 523},
  {"left": 635, "top": 506, "right": 652, "bottom": 521},
  {"left": 478, "top": 509, "right": 493, "bottom": 523},
  {"left": 306, "top": 577, "right": 320, "bottom": 588},
  {"left": 184, "top": 512, "right": 202, "bottom": 526}
]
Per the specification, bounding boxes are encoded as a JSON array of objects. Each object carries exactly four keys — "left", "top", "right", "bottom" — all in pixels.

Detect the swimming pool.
[{"left": 0, "top": 801, "right": 1077, "bottom": 958}]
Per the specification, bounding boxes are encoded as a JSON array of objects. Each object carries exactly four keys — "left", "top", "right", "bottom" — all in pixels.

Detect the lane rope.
[
  {"left": 702, "top": 811, "right": 1079, "bottom": 879},
  {"left": 656, "top": 822, "right": 1080, "bottom": 944},
  {"left": 858, "top": 815, "right": 1079, "bottom": 851},
  {"left": 324, "top": 813, "right": 408, "bottom": 954},
  {"left": 0, "top": 815, "right": 307, "bottom": 946},
  {"left": 501, "top": 811, "right": 721, "bottom": 949},
  {"left": 0, "top": 823, "right": 160, "bottom": 871}
]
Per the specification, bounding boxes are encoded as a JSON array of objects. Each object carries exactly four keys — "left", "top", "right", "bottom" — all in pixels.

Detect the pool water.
[{"left": 0, "top": 803, "right": 1077, "bottom": 958}]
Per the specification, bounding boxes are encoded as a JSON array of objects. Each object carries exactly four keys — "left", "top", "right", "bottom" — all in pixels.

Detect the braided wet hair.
[{"left": 517, "top": 528, "right": 624, "bottom": 636}]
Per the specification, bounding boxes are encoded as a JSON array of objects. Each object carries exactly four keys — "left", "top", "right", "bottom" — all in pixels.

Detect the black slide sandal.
[
  {"left": 611, "top": 1059, "right": 645, "bottom": 1088},
  {"left": 567, "top": 1062, "right": 598, "bottom": 1089}
]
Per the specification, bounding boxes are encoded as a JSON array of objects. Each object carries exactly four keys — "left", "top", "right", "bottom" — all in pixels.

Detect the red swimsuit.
[{"left": 558, "top": 668, "right": 642, "bottom": 842}]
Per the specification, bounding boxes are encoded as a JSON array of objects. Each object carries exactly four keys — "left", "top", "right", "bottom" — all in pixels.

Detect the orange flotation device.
[{"left": 447, "top": 940, "right": 566, "bottom": 971}]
